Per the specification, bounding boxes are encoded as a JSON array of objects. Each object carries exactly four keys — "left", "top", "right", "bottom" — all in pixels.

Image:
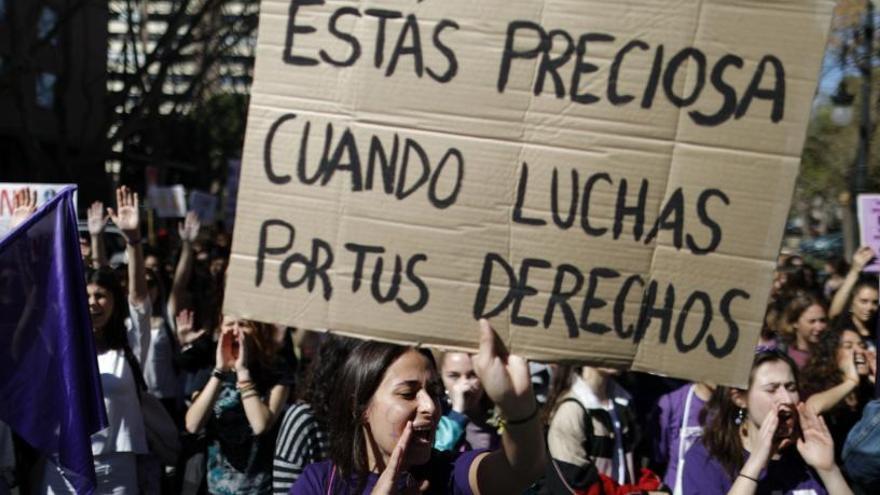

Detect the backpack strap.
[
  {"left": 159, "top": 316, "right": 181, "bottom": 375},
  {"left": 121, "top": 344, "right": 148, "bottom": 402},
  {"left": 556, "top": 397, "right": 594, "bottom": 437},
  {"left": 557, "top": 397, "right": 620, "bottom": 460},
  {"left": 547, "top": 398, "right": 606, "bottom": 493}
]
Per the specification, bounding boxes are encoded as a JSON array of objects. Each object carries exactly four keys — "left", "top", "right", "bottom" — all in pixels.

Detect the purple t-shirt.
[
  {"left": 787, "top": 346, "right": 810, "bottom": 370},
  {"left": 682, "top": 441, "right": 827, "bottom": 495},
  {"left": 290, "top": 449, "right": 485, "bottom": 495},
  {"left": 655, "top": 384, "right": 706, "bottom": 489}
]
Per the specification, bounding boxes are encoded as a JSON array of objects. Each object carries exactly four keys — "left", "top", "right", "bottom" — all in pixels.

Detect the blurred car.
[
  {"left": 798, "top": 232, "right": 844, "bottom": 260},
  {"left": 784, "top": 219, "right": 804, "bottom": 236}
]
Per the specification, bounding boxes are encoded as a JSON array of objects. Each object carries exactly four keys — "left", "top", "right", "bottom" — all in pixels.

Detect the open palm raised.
[
  {"left": 107, "top": 186, "right": 141, "bottom": 240},
  {"left": 9, "top": 189, "right": 38, "bottom": 230},
  {"left": 796, "top": 402, "right": 835, "bottom": 472}
]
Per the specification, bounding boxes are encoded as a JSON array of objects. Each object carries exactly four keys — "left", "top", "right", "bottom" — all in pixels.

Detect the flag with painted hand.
[{"left": 0, "top": 186, "right": 107, "bottom": 494}]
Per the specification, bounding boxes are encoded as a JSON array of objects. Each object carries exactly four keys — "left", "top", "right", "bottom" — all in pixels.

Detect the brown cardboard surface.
[{"left": 225, "top": 0, "right": 835, "bottom": 387}]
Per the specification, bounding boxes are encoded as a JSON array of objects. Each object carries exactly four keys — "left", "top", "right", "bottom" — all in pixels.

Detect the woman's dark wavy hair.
[
  {"left": 241, "top": 320, "right": 280, "bottom": 371},
  {"left": 801, "top": 329, "right": 850, "bottom": 399},
  {"left": 327, "top": 341, "right": 440, "bottom": 492},
  {"left": 776, "top": 263, "right": 815, "bottom": 298},
  {"left": 700, "top": 349, "right": 799, "bottom": 478},
  {"left": 86, "top": 267, "right": 128, "bottom": 351},
  {"left": 761, "top": 301, "right": 784, "bottom": 342},
  {"left": 297, "top": 333, "right": 359, "bottom": 429},
  {"left": 144, "top": 267, "right": 167, "bottom": 317}
]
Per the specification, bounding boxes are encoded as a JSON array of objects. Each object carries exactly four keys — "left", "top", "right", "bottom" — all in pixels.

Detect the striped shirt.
[{"left": 273, "top": 403, "right": 328, "bottom": 495}]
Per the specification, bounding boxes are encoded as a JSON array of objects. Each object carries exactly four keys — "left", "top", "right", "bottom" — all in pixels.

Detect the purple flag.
[{"left": 0, "top": 186, "right": 107, "bottom": 494}]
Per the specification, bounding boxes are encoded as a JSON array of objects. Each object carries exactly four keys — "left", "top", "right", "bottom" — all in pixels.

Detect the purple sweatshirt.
[
  {"left": 655, "top": 384, "right": 706, "bottom": 489},
  {"left": 682, "top": 441, "right": 827, "bottom": 494},
  {"left": 290, "top": 449, "right": 485, "bottom": 495}
]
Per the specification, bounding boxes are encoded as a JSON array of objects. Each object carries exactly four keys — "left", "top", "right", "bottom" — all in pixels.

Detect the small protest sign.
[
  {"left": 189, "top": 190, "right": 219, "bottom": 224},
  {"left": 224, "top": 0, "right": 835, "bottom": 386},
  {"left": 858, "top": 194, "right": 880, "bottom": 273},
  {"left": 147, "top": 185, "right": 187, "bottom": 218},
  {"left": 0, "top": 183, "right": 76, "bottom": 236}
]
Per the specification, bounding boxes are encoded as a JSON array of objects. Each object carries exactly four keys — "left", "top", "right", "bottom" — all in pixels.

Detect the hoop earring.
[{"left": 734, "top": 408, "right": 746, "bottom": 426}]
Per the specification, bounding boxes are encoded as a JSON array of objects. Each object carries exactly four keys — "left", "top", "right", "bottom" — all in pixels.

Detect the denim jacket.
[{"left": 842, "top": 398, "right": 880, "bottom": 492}]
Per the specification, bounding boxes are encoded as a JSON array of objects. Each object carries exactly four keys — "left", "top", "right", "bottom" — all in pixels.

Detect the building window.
[
  {"left": 35, "top": 72, "right": 57, "bottom": 109},
  {"left": 38, "top": 7, "right": 58, "bottom": 45},
  {"left": 0, "top": 0, "right": 6, "bottom": 22}
]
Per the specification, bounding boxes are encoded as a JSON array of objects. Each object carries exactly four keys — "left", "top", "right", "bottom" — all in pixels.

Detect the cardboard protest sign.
[
  {"left": 858, "top": 194, "right": 880, "bottom": 273},
  {"left": 0, "top": 183, "right": 76, "bottom": 236},
  {"left": 225, "top": 0, "right": 835, "bottom": 386}
]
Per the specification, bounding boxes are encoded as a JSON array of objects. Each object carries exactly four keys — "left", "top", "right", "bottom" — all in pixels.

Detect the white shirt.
[
  {"left": 143, "top": 306, "right": 179, "bottom": 399},
  {"left": 90, "top": 298, "right": 151, "bottom": 456},
  {"left": 569, "top": 374, "right": 634, "bottom": 484}
]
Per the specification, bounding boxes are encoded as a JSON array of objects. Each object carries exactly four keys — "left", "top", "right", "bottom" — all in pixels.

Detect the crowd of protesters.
[{"left": 2, "top": 186, "right": 880, "bottom": 495}]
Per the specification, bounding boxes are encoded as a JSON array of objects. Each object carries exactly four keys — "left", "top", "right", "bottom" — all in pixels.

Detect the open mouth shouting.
[
  {"left": 774, "top": 404, "right": 799, "bottom": 444},
  {"left": 854, "top": 354, "right": 869, "bottom": 374},
  {"left": 410, "top": 422, "right": 436, "bottom": 447}
]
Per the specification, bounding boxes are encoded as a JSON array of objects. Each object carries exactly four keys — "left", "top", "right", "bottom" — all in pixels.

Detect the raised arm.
[
  {"left": 168, "top": 211, "right": 200, "bottom": 320},
  {"left": 108, "top": 186, "right": 150, "bottom": 362},
  {"left": 186, "top": 331, "right": 232, "bottom": 433},
  {"left": 8, "top": 189, "right": 37, "bottom": 231},
  {"left": 807, "top": 381, "right": 859, "bottom": 416},
  {"left": 235, "top": 329, "right": 290, "bottom": 435},
  {"left": 8, "top": 189, "right": 40, "bottom": 357},
  {"left": 469, "top": 319, "right": 546, "bottom": 495},
  {"left": 108, "top": 186, "right": 148, "bottom": 307},
  {"left": 829, "top": 247, "right": 875, "bottom": 319},
  {"left": 806, "top": 349, "right": 860, "bottom": 415},
  {"left": 175, "top": 309, "right": 206, "bottom": 348},
  {"left": 185, "top": 375, "right": 223, "bottom": 434},
  {"left": 729, "top": 404, "right": 780, "bottom": 495},
  {"left": 87, "top": 201, "right": 109, "bottom": 269},
  {"left": 796, "top": 403, "right": 853, "bottom": 495}
]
